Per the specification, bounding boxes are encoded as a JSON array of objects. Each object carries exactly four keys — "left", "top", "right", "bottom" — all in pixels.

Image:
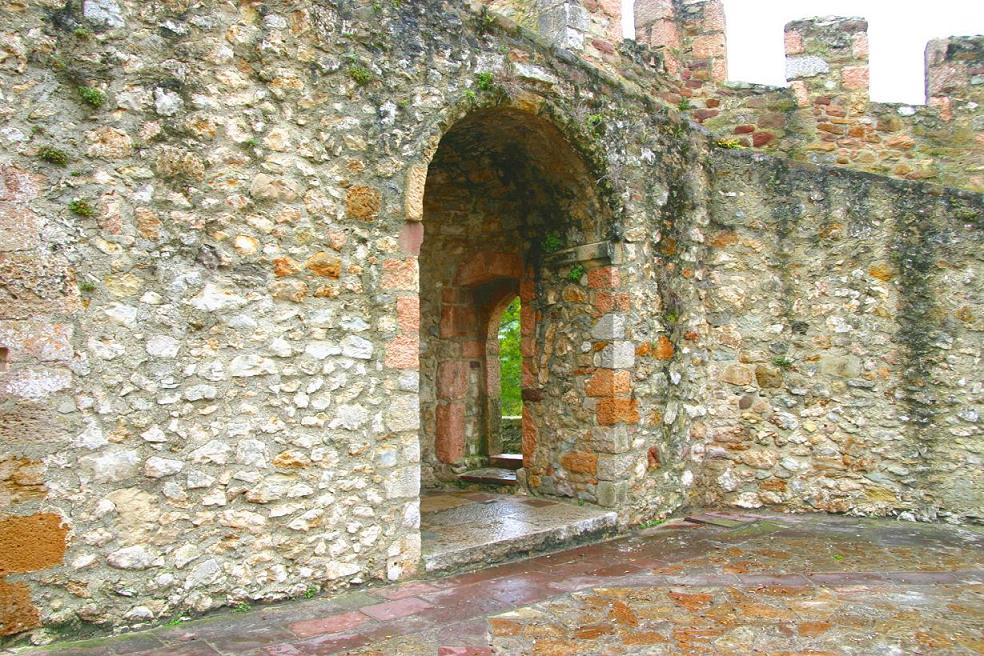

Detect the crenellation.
[
  {"left": 784, "top": 17, "right": 870, "bottom": 108},
  {"left": 651, "top": 9, "right": 982, "bottom": 191},
  {"left": 634, "top": 0, "right": 727, "bottom": 84}
]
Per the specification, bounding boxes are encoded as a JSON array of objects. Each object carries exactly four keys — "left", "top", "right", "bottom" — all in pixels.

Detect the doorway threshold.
[{"left": 420, "top": 490, "right": 617, "bottom": 573}]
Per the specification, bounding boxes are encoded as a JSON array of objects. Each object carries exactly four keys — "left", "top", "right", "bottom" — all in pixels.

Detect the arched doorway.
[{"left": 417, "top": 106, "right": 622, "bottom": 499}]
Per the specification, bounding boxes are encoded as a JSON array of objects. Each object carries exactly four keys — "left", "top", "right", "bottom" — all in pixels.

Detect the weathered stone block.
[
  {"left": 585, "top": 369, "right": 631, "bottom": 398},
  {"left": 599, "top": 341, "right": 634, "bottom": 369},
  {"left": 590, "top": 313, "right": 625, "bottom": 340},
  {"left": 596, "top": 398, "right": 640, "bottom": 426},
  {"left": 560, "top": 450, "right": 598, "bottom": 476},
  {"left": 596, "top": 480, "right": 628, "bottom": 508}
]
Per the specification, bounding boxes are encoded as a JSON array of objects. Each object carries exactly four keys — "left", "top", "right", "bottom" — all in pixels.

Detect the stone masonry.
[
  {"left": 635, "top": 1, "right": 984, "bottom": 191},
  {"left": 0, "top": 0, "right": 980, "bottom": 645}
]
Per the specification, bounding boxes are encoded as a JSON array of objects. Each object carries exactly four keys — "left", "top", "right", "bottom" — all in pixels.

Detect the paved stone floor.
[
  {"left": 420, "top": 491, "right": 617, "bottom": 573},
  {"left": 8, "top": 509, "right": 982, "bottom": 655}
]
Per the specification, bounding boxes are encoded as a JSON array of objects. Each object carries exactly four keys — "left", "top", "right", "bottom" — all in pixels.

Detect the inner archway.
[{"left": 418, "top": 106, "right": 619, "bottom": 496}]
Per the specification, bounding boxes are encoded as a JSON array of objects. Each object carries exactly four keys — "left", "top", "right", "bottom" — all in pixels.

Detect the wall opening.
[
  {"left": 495, "top": 296, "right": 523, "bottom": 457},
  {"left": 417, "top": 106, "right": 618, "bottom": 499}
]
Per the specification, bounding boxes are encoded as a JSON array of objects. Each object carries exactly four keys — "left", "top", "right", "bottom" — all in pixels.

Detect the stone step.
[
  {"left": 458, "top": 467, "right": 517, "bottom": 486},
  {"left": 488, "top": 453, "right": 523, "bottom": 470},
  {"left": 421, "top": 492, "right": 618, "bottom": 573}
]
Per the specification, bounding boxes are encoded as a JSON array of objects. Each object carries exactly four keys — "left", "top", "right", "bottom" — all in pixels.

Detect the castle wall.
[
  {"left": 0, "top": 0, "right": 689, "bottom": 641},
  {"left": 635, "top": 6, "right": 984, "bottom": 192},
  {"left": 696, "top": 153, "right": 983, "bottom": 521},
  {"left": 0, "top": 0, "right": 980, "bottom": 644}
]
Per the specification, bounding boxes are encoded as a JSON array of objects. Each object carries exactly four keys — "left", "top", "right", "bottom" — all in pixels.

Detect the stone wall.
[
  {"left": 636, "top": 3, "right": 984, "bottom": 192},
  {"left": 0, "top": 0, "right": 690, "bottom": 642},
  {"left": 695, "top": 152, "right": 983, "bottom": 522},
  {"left": 0, "top": 0, "right": 980, "bottom": 644}
]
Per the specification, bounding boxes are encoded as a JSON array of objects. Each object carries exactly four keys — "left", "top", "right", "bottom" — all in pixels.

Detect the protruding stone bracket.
[{"left": 543, "top": 240, "right": 623, "bottom": 266}]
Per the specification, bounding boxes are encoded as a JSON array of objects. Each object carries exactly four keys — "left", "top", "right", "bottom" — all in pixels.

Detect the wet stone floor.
[
  {"left": 420, "top": 491, "right": 617, "bottom": 573},
  {"left": 8, "top": 507, "right": 983, "bottom": 656}
]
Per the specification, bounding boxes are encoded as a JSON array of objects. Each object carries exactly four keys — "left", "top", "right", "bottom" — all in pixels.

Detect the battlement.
[
  {"left": 629, "top": 4, "right": 983, "bottom": 191},
  {"left": 784, "top": 16, "right": 869, "bottom": 108},
  {"left": 634, "top": 0, "right": 727, "bottom": 84}
]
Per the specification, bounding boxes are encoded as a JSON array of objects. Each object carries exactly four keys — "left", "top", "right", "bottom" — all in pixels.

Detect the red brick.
[
  {"left": 587, "top": 266, "right": 620, "bottom": 290},
  {"left": 437, "top": 361, "right": 469, "bottom": 400},
  {"left": 385, "top": 334, "right": 418, "bottom": 369},
  {"left": 733, "top": 124, "right": 755, "bottom": 135},
  {"left": 381, "top": 258, "right": 418, "bottom": 291},
  {"left": 593, "top": 292, "right": 630, "bottom": 315},
  {"left": 399, "top": 221, "right": 424, "bottom": 256},
  {"left": 521, "top": 407, "right": 537, "bottom": 458},
  {"left": 752, "top": 131, "right": 775, "bottom": 147},
  {"left": 841, "top": 65, "right": 869, "bottom": 91},
  {"left": 436, "top": 402, "right": 465, "bottom": 464},
  {"left": 440, "top": 304, "right": 478, "bottom": 338},
  {"left": 396, "top": 296, "right": 419, "bottom": 335},
  {"left": 360, "top": 596, "right": 433, "bottom": 621}
]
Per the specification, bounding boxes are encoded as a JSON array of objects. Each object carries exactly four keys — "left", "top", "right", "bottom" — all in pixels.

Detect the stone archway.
[{"left": 416, "top": 106, "right": 629, "bottom": 502}]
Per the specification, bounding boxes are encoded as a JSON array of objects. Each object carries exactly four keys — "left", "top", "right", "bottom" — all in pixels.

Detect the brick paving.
[{"left": 9, "top": 510, "right": 982, "bottom": 656}]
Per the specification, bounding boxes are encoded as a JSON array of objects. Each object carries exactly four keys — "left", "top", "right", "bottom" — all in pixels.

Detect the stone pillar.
[
  {"left": 784, "top": 17, "right": 869, "bottom": 110},
  {"left": 634, "top": 0, "right": 727, "bottom": 85},
  {"left": 925, "top": 36, "right": 984, "bottom": 121}
]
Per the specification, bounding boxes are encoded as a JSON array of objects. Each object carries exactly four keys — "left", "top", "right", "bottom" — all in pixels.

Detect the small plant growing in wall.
[
  {"left": 77, "top": 85, "right": 106, "bottom": 109},
  {"left": 772, "top": 356, "right": 794, "bottom": 370},
  {"left": 475, "top": 71, "right": 494, "bottom": 92},
  {"left": 78, "top": 280, "right": 97, "bottom": 293},
  {"left": 68, "top": 199, "right": 96, "bottom": 217},
  {"left": 541, "top": 232, "right": 563, "bottom": 254},
  {"left": 567, "top": 264, "right": 586, "bottom": 283},
  {"left": 715, "top": 138, "right": 745, "bottom": 150},
  {"left": 303, "top": 586, "right": 318, "bottom": 599},
  {"left": 233, "top": 602, "right": 252, "bottom": 613},
  {"left": 677, "top": 98, "right": 692, "bottom": 111},
  {"left": 586, "top": 113, "right": 605, "bottom": 135},
  {"left": 348, "top": 64, "right": 372, "bottom": 86},
  {"left": 37, "top": 146, "right": 69, "bottom": 167}
]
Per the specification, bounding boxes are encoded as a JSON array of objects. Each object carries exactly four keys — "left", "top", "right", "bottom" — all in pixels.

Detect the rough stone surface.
[
  {"left": 0, "top": 0, "right": 979, "bottom": 644},
  {"left": 16, "top": 510, "right": 984, "bottom": 656}
]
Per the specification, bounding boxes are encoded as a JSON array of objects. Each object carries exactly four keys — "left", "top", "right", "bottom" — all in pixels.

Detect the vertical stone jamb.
[{"left": 585, "top": 265, "right": 637, "bottom": 508}]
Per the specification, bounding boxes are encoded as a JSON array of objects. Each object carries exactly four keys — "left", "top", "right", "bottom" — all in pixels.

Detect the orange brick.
[
  {"left": 596, "top": 398, "right": 639, "bottom": 425},
  {"left": 653, "top": 335, "right": 674, "bottom": 360},
  {"left": 560, "top": 450, "right": 597, "bottom": 476},
  {"left": 585, "top": 369, "right": 631, "bottom": 398}
]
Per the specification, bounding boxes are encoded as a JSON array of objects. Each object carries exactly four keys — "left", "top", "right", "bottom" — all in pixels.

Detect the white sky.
[{"left": 621, "top": 0, "right": 984, "bottom": 104}]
